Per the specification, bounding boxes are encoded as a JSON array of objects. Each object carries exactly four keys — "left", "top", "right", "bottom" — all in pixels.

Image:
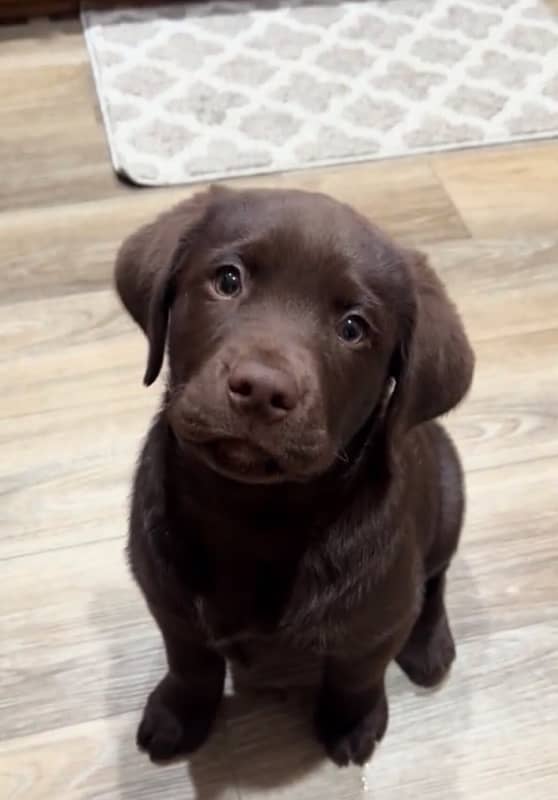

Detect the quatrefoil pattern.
[{"left": 83, "top": 0, "right": 558, "bottom": 185}]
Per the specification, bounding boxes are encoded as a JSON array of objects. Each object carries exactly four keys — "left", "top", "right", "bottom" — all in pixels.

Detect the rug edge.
[
  {"left": 79, "top": 3, "right": 558, "bottom": 189},
  {"left": 83, "top": 131, "right": 558, "bottom": 189},
  {"left": 81, "top": 5, "right": 149, "bottom": 187}
]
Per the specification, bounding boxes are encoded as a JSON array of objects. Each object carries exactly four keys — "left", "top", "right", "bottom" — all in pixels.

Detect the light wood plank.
[
  {"left": 1, "top": 61, "right": 89, "bottom": 112},
  {"left": 364, "top": 621, "right": 558, "bottom": 800},
  {"left": 447, "top": 328, "right": 558, "bottom": 473},
  {"left": 0, "top": 156, "right": 467, "bottom": 303},
  {"left": 0, "top": 712, "right": 238, "bottom": 800},
  {"left": 0, "top": 541, "right": 161, "bottom": 742},
  {"left": 433, "top": 142, "right": 558, "bottom": 238},
  {"left": 0, "top": 19, "right": 85, "bottom": 67},
  {"left": 0, "top": 19, "right": 123, "bottom": 212},
  {"left": 427, "top": 238, "right": 558, "bottom": 342},
  {"left": 0, "top": 110, "right": 122, "bottom": 214}
]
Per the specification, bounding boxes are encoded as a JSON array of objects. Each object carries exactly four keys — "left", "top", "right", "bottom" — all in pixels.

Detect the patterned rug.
[{"left": 82, "top": 0, "right": 558, "bottom": 186}]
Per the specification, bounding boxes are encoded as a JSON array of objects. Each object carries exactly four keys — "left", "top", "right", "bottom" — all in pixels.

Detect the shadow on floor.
[
  {"left": 88, "top": 586, "right": 326, "bottom": 799},
  {"left": 88, "top": 550, "right": 485, "bottom": 799}
]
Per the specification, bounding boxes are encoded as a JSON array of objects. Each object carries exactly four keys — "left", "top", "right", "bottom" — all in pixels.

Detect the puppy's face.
[
  {"left": 117, "top": 187, "right": 473, "bottom": 486},
  {"left": 161, "top": 191, "right": 414, "bottom": 484}
]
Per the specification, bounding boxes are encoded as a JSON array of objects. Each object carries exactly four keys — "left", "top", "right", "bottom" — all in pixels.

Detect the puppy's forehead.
[
  {"left": 206, "top": 189, "right": 398, "bottom": 278},
  {"left": 210, "top": 190, "right": 363, "bottom": 242}
]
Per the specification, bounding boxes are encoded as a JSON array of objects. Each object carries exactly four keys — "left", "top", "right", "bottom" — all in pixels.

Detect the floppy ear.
[
  {"left": 386, "top": 250, "right": 474, "bottom": 434},
  {"left": 114, "top": 189, "right": 217, "bottom": 386}
]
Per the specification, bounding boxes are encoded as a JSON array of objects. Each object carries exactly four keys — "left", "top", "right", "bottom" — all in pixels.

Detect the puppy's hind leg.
[
  {"left": 396, "top": 570, "right": 456, "bottom": 688},
  {"left": 397, "top": 424, "right": 464, "bottom": 688}
]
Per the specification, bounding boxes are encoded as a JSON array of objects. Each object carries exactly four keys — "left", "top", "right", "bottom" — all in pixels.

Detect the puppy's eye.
[
  {"left": 214, "top": 265, "right": 242, "bottom": 297},
  {"left": 338, "top": 314, "right": 368, "bottom": 345}
]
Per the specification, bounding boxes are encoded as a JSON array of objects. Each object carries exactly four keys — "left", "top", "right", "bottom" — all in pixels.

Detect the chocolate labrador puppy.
[{"left": 116, "top": 186, "right": 474, "bottom": 768}]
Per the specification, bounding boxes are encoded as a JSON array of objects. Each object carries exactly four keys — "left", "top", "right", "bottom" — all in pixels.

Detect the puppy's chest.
[{"left": 192, "top": 555, "right": 297, "bottom": 653}]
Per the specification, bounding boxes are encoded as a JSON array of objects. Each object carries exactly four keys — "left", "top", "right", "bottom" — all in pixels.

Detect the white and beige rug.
[{"left": 82, "top": 0, "right": 558, "bottom": 186}]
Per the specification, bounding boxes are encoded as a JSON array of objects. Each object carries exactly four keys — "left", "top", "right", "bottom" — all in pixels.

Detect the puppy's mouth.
[
  {"left": 168, "top": 407, "right": 335, "bottom": 485},
  {"left": 195, "top": 438, "right": 287, "bottom": 484}
]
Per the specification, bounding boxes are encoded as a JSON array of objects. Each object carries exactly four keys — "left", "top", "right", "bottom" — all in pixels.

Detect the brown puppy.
[{"left": 116, "top": 186, "right": 474, "bottom": 768}]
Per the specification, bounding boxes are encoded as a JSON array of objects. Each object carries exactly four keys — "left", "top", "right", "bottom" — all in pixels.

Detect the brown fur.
[{"left": 115, "top": 186, "right": 474, "bottom": 767}]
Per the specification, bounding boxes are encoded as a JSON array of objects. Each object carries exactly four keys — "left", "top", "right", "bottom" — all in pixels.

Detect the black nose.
[{"left": 227, "top": 360, "right": 299, "bottom": 421}]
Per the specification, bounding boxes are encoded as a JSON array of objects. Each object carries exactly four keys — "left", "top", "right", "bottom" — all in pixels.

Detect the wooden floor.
[{"left": 1, "top": 16, "right": 557, "bottom": 800}]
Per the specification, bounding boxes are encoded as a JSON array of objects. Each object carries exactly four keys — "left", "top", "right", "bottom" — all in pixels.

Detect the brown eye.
[
  {"left": 214, "top": 265, "right": 242, "bottom": 297},
  {"left": 338, "top": 314, "right": 368, "bottom": 344}
]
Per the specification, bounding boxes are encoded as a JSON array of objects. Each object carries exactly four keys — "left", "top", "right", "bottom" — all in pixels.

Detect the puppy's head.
[{"left": 116, "top": 187, "right": 473, "bottom": 484}]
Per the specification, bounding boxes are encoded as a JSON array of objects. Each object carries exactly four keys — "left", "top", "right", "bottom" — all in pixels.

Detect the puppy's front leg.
[
  {"left": 315, "top": 634, "right": 404, "bottom": 767},
  {"left": 137, "top": 608, "right": 225, "bottom": 763}
]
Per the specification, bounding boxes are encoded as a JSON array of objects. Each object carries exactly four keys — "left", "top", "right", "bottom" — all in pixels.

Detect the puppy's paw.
[
  {"left": 315, "top": 690, "right": 388, "bottom": 767},
  {"left": 397, "top": 614, "right": 456, "bottom": 688},
  {"left": 137, "top": 675, "right": 219, "bottom": 762}
]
